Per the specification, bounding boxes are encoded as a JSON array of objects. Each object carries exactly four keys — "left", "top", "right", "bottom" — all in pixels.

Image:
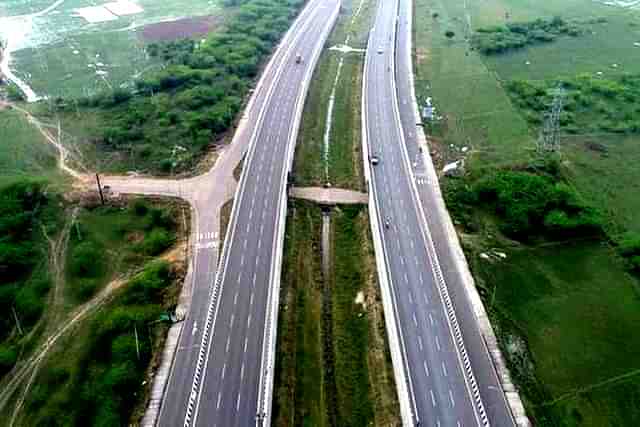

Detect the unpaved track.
[{"left": 0, "top": 278, "right": 125, "bottom": 419}]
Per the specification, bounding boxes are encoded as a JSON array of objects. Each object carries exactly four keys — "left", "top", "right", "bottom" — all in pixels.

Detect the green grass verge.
[
  {"left": 331, "top": 205, "right": 374, "bottom": 426},
  {"left": 273, "top": 201, "right": 326, "bottom": 427}
]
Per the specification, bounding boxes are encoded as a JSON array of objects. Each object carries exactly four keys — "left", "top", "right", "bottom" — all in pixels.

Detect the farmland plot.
[{"left": 0, "top": 0, "right": 221, "bottom": 100}]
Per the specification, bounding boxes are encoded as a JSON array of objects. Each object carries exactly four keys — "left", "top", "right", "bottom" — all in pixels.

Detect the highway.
[
  {"left": 363, "top": 0, "right": 515, "bottom": 425},
  {"left": 154, "top": 0, "right": 339, "bottom": 425},
  {"left": 177, "top": 1, "right": 338, "bottom": 426},
  {"left": 394, "top": 0, "right": 519, "bottom": 424}
]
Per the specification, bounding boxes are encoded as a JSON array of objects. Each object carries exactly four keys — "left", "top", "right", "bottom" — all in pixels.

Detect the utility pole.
[
  {"left": 95, "top": 173, "right": 105, "bottom": 205},
  {"left": 134, "top": 324, "right": 140, "bottom": 361},
  {"left": 12, "top": 306, "right": 23, "bottom": 336},
  {"left": 537, "top": 86, "right": 565, "bottom": 153}
]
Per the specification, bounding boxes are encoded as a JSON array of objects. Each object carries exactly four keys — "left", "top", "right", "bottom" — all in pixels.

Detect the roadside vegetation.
[
  {"left": 415, "top": 0, "right": 640, "bottom": 423},
  {"left": 0, "top": 180, "right": 62, "bottom": 377},
  {"left": 65, "top": 199, "right": 178, "bottom": 304},
  {"left": 32, "top": 0, "right": 306, "bottom": 175},
  {"left": 16, "top": 259, "right": 182, "bottom": 426},
  {"left": 272, "top": 202, "right": 399, "bottom": 427}
]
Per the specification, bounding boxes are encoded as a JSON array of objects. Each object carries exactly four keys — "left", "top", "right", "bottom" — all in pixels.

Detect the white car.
[
  {"left": 371, "top": 155, "right": 380, "bottom": 165},
  {"left": 377, "top": 47, "right": 383, "bottom": 54}
]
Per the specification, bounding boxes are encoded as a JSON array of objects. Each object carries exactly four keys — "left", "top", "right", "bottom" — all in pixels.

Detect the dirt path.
[
  {"left": 1, "top": 277, "right": 126, "bottom": 423},
  {"left": 7, "top": 103, "right": 88, "bottom": 180}
]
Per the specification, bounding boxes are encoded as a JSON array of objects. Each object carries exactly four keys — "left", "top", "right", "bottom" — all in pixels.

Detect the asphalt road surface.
[
  {"left": 394, "top": 0, "right": 517, "bottom": 425},
  {"left": 364, "top": 0, "right": 508, "bottom": 425},
  {"left": 156, "top": 1, "right": 339, "bottom": 425}
]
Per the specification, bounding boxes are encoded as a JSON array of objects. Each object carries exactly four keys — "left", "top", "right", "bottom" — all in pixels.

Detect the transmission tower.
[{"left": 537, "top": 86, "right": 565, "bottom": 153}]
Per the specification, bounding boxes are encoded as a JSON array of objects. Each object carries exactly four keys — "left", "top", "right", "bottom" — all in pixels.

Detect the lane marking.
[
  {"left": 435, "top": 335, "right": 441, "bottom": 351},
  {"left": 418, "top": 335, "right": 423, "bottom": 351},
  {"left": 221, "top": 363, "right": 226, "bottom": 379},
  {"left": 423, "top": 360, "right": 429, "bottom": 377},
  {"left": 449, "top": 389, "right": 456, "bottom": 407},
  {"left": 442, "top": 362, "right": 448, "bottom": 377},
  {"left": 216, "top": 391, "right": 222, "bottom": 410},
  {"left": 412, "top": 312, "right": 418, "bottom": 327},
  {"left": 430, "top": 389, "right": 437, "bottom": 407}
]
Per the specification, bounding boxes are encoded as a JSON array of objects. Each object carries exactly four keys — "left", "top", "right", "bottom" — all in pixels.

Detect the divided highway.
[
  {"left": 363, "top": 0, "right": 516, "bottom": 425},
  {"left": 155, "top": 0, "right": 340, "bottom": 426}
]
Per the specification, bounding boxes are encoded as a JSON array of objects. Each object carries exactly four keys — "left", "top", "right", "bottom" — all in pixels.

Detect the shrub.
[
  {"left": 453, "top": 170, "right": 602, "bottom": 239},
  {"left": 69, "top": 241, "right": 103, "bottom": 278},
  {"left": 445, "top": 30, "right": 455, "bottom": 38},
  {"left": 472, "top": 17, "right": 580, "bottom": 55},
  {"left": 132, "top": 199, "right": 149, "bottom": 216},
  {"left": 139, "top": 228, "right": 174, "bottom": 256},
  {"left": 0, "top": 344, "right": 17, "bottom": 374}
]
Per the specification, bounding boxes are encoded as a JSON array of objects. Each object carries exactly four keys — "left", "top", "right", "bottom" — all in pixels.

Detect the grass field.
[
  {"left": 472, "top": 242, "right": 640, "bottom": 425},
  {"left": 1, "top": 0, "right": 222, "bottom": 99},
  {"left": 0, "top": 108, "right": 60, "bottom": 184},
  {"left": 414, "top": 0, "right": 640, "bottom": 424}
]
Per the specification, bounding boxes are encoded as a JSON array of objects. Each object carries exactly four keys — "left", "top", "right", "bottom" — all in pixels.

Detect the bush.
[
  {"left": 0, "top": 344, "right": 17, "bottom": 374},
  {"left": 69, "top": 241, "right": 103, "bottom": 278},
  {"left": 139, "top": 228, "right": 174, "bottom": 256},
  {"left": 472, "top": 17, "right": 581, "bottom": 55},
  {"left": 445, "top": 30, "right": 455, "bottom": 38},
  {"left": 453, "top": 170, "right": 602, "bottom": 239},
  {"left": 132, "top": 199, "right": 149, "bottom": 216}
]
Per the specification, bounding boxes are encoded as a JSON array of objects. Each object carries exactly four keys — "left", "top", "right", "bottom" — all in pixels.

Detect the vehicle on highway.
[
  {"left": 295, "top": 53, "right": 303, "bottom": 64},
  {"left": 377, "top": 46, "right": 383, "bottom": 54},
  {"left": 384, "top": 217, "right": 391, "bottom": 229},
  {"left": 371, "top": 154, "right": 380, "bottom": 165}
]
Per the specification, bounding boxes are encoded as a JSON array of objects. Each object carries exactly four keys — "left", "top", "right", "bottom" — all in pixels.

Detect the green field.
[
  {"left": 2, "top": 0, "right": 222, "bottom": 99},
  {"left": 473, "top": 242, "right": 640, "bottom": 425},
  {"left": 414, "top": 0, "right": 640, "bottom": 424},
  {"left": 0, "top": 109, "right": 60, "bottom": 184}
]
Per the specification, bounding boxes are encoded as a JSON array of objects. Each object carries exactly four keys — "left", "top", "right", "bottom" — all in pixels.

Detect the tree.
[{"left": 445, "top": 30, "right": 456, "bottom": 39}]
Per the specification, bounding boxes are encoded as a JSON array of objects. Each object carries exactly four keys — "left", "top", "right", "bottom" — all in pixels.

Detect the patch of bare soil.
[{"left": 140, "top": 15, "right": 223, "bottom": 42}]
